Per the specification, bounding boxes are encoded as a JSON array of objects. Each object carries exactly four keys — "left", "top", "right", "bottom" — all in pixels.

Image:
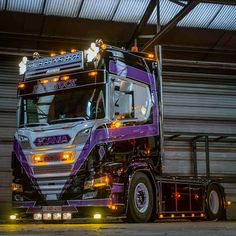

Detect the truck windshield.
[{"left": 20, "top": 85, "right": 106, "bottom": 127}]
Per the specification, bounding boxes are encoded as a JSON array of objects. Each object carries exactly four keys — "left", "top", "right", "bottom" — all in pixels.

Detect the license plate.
[{"left": 42, "top": 206, "right": 62, "bottom": 212}]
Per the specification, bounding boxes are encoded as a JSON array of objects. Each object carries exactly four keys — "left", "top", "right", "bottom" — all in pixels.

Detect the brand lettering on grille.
[{"left": 34, "top": 135, "right": 71, "bottom": 146}]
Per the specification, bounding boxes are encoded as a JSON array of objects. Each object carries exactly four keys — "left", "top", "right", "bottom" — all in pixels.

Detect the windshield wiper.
[{"left": 49, "top": 117, "right": 86, "bottom": 124}]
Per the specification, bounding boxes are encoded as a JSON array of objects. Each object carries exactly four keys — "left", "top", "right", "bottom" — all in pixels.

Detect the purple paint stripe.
[
  {"left": 68, "top": 198, "right": 112, "bottom": 207},
  {"left": 59, "top": 123, "right": 159, "bottom": 196},
  {"left": 111, "top": 184, "right": 124, "bottom": 193},
  {"left": 14, "top": 138, "right": 33, "bottom": 176},
  {"left": 13, "top": 138, "right": 43, "bottom": 197},
  {"left": 109, "top": 60, "right": 152, "bottom": 85},
  {"left": 71, "top": 124, "right": 158, "bottom": 176}
]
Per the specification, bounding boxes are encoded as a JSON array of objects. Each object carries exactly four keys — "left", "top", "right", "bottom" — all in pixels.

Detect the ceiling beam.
[
  {"left": 198, "top": 0, "right": 236, "bottom": 5},
  {"left": 126, "top": 0, "right": 156, "bottom": 48},
  {"left": 141, "top": 0, "right": 200, "bottom": 52}
]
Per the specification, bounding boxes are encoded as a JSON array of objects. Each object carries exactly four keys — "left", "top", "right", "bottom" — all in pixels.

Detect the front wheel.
[
  {"left": 206, "top": 184, "right": 224, "bottom": 220},
  {"left": 126, "top": 172, "right": 154, "bottom": 223}
]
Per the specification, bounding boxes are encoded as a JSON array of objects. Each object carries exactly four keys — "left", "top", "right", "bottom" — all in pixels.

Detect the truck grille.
[{"left": 33, "top": 164, "right": 72, "bottom": 176}]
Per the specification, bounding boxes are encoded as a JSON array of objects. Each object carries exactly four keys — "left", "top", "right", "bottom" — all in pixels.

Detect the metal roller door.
[{"left": 0, "top": 55, "right": 19, "bottom": 217}]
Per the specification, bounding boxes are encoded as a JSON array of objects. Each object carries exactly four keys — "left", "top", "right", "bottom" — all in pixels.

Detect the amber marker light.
[
  {"left": 71, "top": 49, "right": 77, "bottom": 53},
  {"left": 226, "top": 200, "right": 232, "bottom": 206},
  {"left": 93, "top": 176, "right": 109, "bottom": 188},
  {"left": 51, "top": 77, "right": 59, "bottom": 82},
  {"left": 11, "top": 183, "right": 23, "bottom": 192},
  {"left": 18, "top": 83, "right": 25, "bottom": 89},
  {"left": 31, "top": 154, "right": 46, "bottom": 165},
  {"left": 147, "top": 53, "right": 154, "bottom": 59},
  {"left": 101, "top": 44, "right": 107, "bottom": 50},
  {"left": 171, "top": 214, "right": 175, "bottom": 218},
  {"left": 60, "top": 50, "right": 66, "bottom": 55},
  {"left": 88, "top": 71, "right": 98, "bottom": 77},
  {"left": 108, "top": 205, "right": 118, "bottom": 211},
  {"left": 50, "top": 52, "right": 56, "bottom": 57},
  {"left": 159, "top": 214, "right": 164, "bottom": 219},
  {"left": 40, "top": 79, "right": 49, "bottom": 84},
  {"left": 61, "top": 76, "right": 70, "bottom": 81},
  {"left": 200, "top": 213, "right": 205, "bottom": 218},
  {"left": 60, "top": 151, "right": 75, "bottom": 163},
  {"left": 111, "top": 121, "right": 122, "bottom": 129},
  {"left": 181, "top": 214, "right": 185, "bottom": 218}
]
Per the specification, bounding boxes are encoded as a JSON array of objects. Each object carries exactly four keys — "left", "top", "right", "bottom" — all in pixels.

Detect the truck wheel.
[
  {"left": 126, "top": 172, "right": 153, "bottom": 223},
  {"left": 206, "top": 184, "right": 224, "bottom": 220}
]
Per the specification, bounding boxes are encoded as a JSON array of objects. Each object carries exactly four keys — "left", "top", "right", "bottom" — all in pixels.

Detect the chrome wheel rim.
[
  {"left": 134, "top": 183, "right": 149, "bottom": 213},
  {"left": 209, "top": 190, "right": 220, "bottom": 214}
]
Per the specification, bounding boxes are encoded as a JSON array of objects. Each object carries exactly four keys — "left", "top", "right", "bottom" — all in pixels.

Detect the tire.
[
  {"left": 126, "top": 172, "right": 154, "bottom": 223},
  {"left": 206, "top": 184, "right": 224, "bottom": 220}
]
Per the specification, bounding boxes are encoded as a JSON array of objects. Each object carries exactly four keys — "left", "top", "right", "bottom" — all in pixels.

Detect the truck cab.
[{"left": 11, "top": 41, "right": 226, "bottom": 223}]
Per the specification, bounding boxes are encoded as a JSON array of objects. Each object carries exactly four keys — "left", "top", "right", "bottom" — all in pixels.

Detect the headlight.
[
  {"left": 31, "top": 151, "right": 76, "bottom": 165},
  {"left": 73, "top": 128, "right": 91, "bottom": 145},
  {"left": 60, "top": 151, "right": 76, "bottom": 163}
]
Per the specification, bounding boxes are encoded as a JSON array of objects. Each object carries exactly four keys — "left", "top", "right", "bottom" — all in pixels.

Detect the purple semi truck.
[{"left": 11, "top": 41, "right": 228, "bottom": 222}]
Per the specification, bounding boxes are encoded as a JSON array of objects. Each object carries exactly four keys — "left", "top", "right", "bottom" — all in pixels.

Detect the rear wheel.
[
  {"left": 206, "top": 184, "right": 224, "bottom": 220},
  {"left": 126, "top": 172, "right": 154, "bottom": 223}
]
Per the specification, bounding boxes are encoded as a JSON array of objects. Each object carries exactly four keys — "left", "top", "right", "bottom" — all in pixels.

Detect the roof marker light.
[
  {"left": 131, "top": 46, "right": 138, "bottom": 52},
  {"left": 71, "top": 49, "right": 77, "bottom": 53},
  {"left": 101, "top": 44, "right": 107, "bottom": 50},
  {"left": 147, "top": 53, "right": 154, "bottom": 59}
]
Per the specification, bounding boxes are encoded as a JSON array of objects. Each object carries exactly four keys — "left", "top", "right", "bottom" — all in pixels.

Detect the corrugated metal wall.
[
  {"left": 163, "top": 73, "right": 236, "bottom": 219},
  {"left": 0, "top": 55, "right": 19, "bottom": 217},
  {"left": 0, "top": 55, "right": 235, "bottom": 219}
]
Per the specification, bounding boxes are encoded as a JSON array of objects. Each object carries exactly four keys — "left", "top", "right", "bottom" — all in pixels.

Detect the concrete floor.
[{"left": 0, "top": 221, "right": 235, "bottom": 236}]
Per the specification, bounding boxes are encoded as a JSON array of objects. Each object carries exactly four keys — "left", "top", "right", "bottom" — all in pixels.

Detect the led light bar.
[
  {"left": 33, "top": 213, "right": 42, "bottom": 220},
  {"left": 43, "top": 213, "right": 52, "bottom": 220},
  {"left": 53, "top": 213, "right": 62, "bottom": 220},
  {"left": 25, "top": 51, "right": 84, "bottom": 79},
  {"left": 62, "top": 212, "right": 72, "bottom": 220}
]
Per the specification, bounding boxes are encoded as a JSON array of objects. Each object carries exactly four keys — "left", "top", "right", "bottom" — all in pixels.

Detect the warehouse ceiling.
[{"left": 0, "top": 0, "right": 235, "bottom": 63}]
